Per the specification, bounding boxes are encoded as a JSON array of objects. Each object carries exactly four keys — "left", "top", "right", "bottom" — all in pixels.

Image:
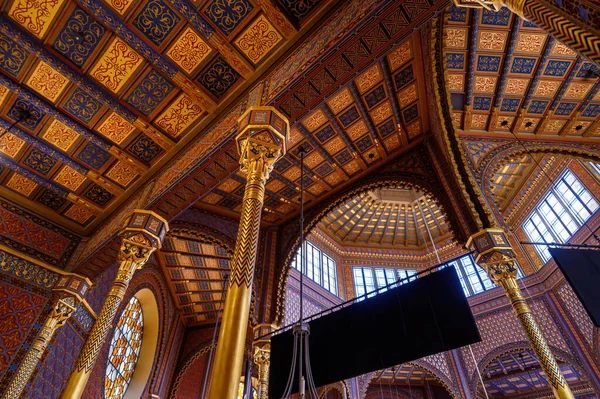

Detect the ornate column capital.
[
  {"left": 235, "top": 107, "right": 289, "bottom": 178},
  {"left": 451, "top": 0, "right": 526, "bottom": 18}
]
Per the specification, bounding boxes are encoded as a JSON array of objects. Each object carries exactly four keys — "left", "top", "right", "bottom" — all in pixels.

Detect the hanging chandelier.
[{"left": 280, "top": 147, "right": 320, "bottom": 399}]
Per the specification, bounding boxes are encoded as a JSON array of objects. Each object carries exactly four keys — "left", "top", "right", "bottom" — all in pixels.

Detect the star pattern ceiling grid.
[
  {"left": 159, "top": 236, "right": 231, "bottom": 325},
  {"left": 0, "top": 0, "right": 307, "bottom": 232},
  {"left": 444, "top": 6, "right": 600, "bottom": 140},
  {"left": 196, "top": 31, "right": 431, "bottom": 225}
]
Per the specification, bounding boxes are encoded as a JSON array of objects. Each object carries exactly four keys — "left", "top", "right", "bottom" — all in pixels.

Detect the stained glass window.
[{"left": 105, "top": 296, "right": 144, "bottom": 399}]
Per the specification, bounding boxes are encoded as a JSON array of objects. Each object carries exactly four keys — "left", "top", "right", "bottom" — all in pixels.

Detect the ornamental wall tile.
[
  {"left": 166, "top": 27, "right": 212, "bottom": 74},
  {"left": 0, "top": 37, "right": 29, "bottom": 78},
  {"left": 477, "top": 31, "right": 507, "bottom": 51},
  {"left": 515, "top": 33, "right": 546, "bottom": 54},
  {"left": 132, "top": 0, "right": 181, "bottom": 47},
  {"left": 9, "top": 0, "right": 66, "bottom": 38},
  {"left": 96, "top": 112, "right": 136, "bottom": 145},
  {"left": 446, "top": 74, "right": 464, "bottom": 91},
  {"left": 204, "top": 0, "right": 254, "bottom": 36},
  {"left": 83, "top": 184, "right": 113, "bottom": 206},
  {"left": 0, "top": 132, "right": 26, "bottom": 159},
  {"left": 356, "top": 64, "right": 382, "bottom": 93},
  {"left": 398, "top": 83, "right": 418, "bottom": 108},
  {"left": 446, "top": 28, "right": 467, "bottom": 49},
  {"left": 155, "top": 93, "right": 204, "bottom": 137},
  {"left": 197, "top": 56, "right": 241, "bottom": 98},
  {"left": 387, "top": 40, "right": 412, "bottom": 71},
  {"left": 64, "top": 204, "right": 94, "bottom": 224},
  {"left": 7, "top": 100, "right": 44, "bottom": 131},
  {"left": 53, "top": 165, "right": 86, "bottom": 191},
  {"left": 40, "top": 120, "right": 79, "bottom": 152},
  {"left": 90, "top": 38, "right": 144, "bottom": 93},
  {"left": 533, "top": 80, "right": 561, "bottom": 97},
  {"left": 127, "top": 134, "right": 163, "bottom": 163},
  {"left": 235, "top": 14, "right": 283, "bottom": 64},
  {"left": 26, "top": 61, "right": 69, "bottom": 102},
  {"left": 504, "top": 78, "right": 529, "bottom": 95},
  {"left": 105, "top": 161, "right": 138, "bottom": 187},
  {"left": 52, "top": 7, "right": 106, "bottom": 68},
  {"left": 474, "top": 76, "right": 497, "bottom": 93},
  {"left": 563, "top": 82, "right": 593, "bottom": 100},
  {"left": 62, "top": 88, "right": 102, "bottom": 124},
  {"left": 125, "top": 69, "right": 174, "bottom": 116},
  {"left": 76, "top": 142, "right": 111, "bottom": 170},
  {"left": 23, "top": 149, "right": 57, "bottom": 175},
  {"left": 6, "top": 173, "right": 37, "bottom": 197}
]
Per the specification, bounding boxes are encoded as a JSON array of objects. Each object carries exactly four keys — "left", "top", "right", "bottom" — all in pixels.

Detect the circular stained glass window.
[{"left": 105, "top": 296, "right": 144, "bottom": 399}]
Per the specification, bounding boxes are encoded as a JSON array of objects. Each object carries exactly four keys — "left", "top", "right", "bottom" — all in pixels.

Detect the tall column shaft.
[
  {"left": 467, "top": 229, "right": 574, "bottom": 399},
  {"left": 207, "top": 159, "right": 268, "bottom": 399},
  {"left": 61, "top": 210, "right": 168, "bottom": 399},
  {"left": 254, "top": 345, "right": 270, "bottom": 399},
  {"left": 497, "top": 272, "right": 574, "bottom": 399},
  {"left": 2, "top": 297, "right": 76, "bottom": 399}
]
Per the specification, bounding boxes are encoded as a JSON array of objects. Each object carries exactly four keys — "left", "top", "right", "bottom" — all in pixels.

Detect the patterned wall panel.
[{"left": 557, "top": 282, "right": 596, "bottom": 349}]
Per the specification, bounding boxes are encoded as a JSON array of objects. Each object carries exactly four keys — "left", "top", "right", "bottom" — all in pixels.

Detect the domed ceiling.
[{"left": 317, "top": 187, "right": 454, "bottom": 249}]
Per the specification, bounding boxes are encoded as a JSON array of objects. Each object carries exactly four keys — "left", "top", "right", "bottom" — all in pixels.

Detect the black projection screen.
[
  {"left": 550, "top": 248, "right": 600, "bottom": 327},
  {"left": 269, "top": 267, "right": 480, "bottom": 398}
]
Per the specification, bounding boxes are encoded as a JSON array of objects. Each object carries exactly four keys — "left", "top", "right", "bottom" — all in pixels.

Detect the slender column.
[
  {"left": 207, "top": 108, "right": 288, "bottom": 399},
  {"left": 453, "top": 0, "right": 600, "bottom": 66},
  {"left": 61, "top": 210, "right": 168, "bottom": 399},
  {"left": 2, "top": 296, "right": 75, "bottom": 399},
  {"left": 467, "top": 229, "right": 574, "bottom": 399},
  {"left": 254, "top": 345, "right": 270, "bottom": 399}
]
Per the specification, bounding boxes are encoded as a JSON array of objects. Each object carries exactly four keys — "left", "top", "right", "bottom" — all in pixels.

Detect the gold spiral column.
[
  {"left": 467, "top": 229, "right": 574, "bottom": 399},
  {"left": 61, "top": 210, "right": 168, "bottom": 399},
  {"left": 2, "top": 268, "right": 92, "bottom": 399},
  {"left": 453, "top": 0, "right": 600, "bottom": 66},
  {"left": 207, "top": 108, "right": 288, "bottom": 399}
]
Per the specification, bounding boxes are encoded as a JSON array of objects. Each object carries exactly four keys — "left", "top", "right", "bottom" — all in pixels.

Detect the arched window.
[
  {"left": 104, "top": 288, "right": 159, "bottom": 399},
  {"left": 105, "top": 296, "right": 144, "bottom": 399}
]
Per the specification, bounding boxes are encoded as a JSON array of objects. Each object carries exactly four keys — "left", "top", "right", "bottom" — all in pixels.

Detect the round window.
[{"left": 105, "top": 296, "right": 144, "bottom": 399}]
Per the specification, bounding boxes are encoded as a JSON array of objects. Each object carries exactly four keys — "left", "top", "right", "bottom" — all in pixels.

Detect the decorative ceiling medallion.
[
  {"left": 204, "top": 0, "right": 255, "bottom": 37},
  {"left": 545, "top": 119, "right": 566, "bottom": 133},
  {"left": 533, "top": 80, "right": 561, "bottom": 97},
  {"left": 9, "top": 0, "right": 66, "bottom": 38},
  {"left": 563, "top": 83, "right": 593, "bottom": 100},
  {"left": 96, "top": 112, "right": 136, "bottom": 145},
  {"left": 446, "top": 28, "right": 468, "bottom": 49},
  {"left": 41, "top": 120, "right": 80, "bottom": 152},
  {"left": 323, "top": 136, "right": 345, "bottom": 155},
  {"left": 64, "top": 203, "right": 94, "bottom": 224},
  {"left": 234, "top": 14, "right": 283, "bottom": 64},
  {"left": 565, "top": 121, "right": 591, "bottom": 135},
  {"left": 515, "top": 33, "right": 546, "bottom": 54},
  {"left": 6, "top": 173, "right": 37, "bottom": 197},
  {"left": 356, "top": 64, "right": 382, "bottom": 93},
  {"left": 346, "top": 120, "right": 368, "bottom": 140},
  {"left": 388, "top": 40, "right": 413, "bottom": 71},
  {"left": 370, "top": 101, "right": 392, "bottom": 125},
  {"left": 132, "top": 0, "right": 181, "bottom": 47},
  {"left": 25, "top": 61, "right": 69, "bottom": 102},
  {"left": 0, "top": 132, "right": 26, "bottom": 158},
  {"left": 90, "top": 38, "right": 144, "bottom": 93},
  {"left": 495, "top": 116, "right": 514, "bottom": 130},
  {"left": 518, "top": 117, "right": 540, "bottom": 132},
  {"left": 550, "top": 42, "right": 576, "bottom": 56},
  {"left": 166, "top": 27, "right": 212, "bottom": 74},
  {"left": 477, "top": 31, "right": 507, "bottom": 52},
  {"left": 302, "top": 109, "right": 327, "bottom": 132},
  {"left": 447, "top": 74, "right": 464, "bottom": 91},
  {"left": 327, "top": 88, "right": 354, "bottom": 115},
  {"left": 155, "top": 93, "right": 204, "bottom": 137},
  {"left": 0, "top": 85, "right": 10, "bottom": 104},
  {"left": 504, "top": 78, "right": 529, "bottom": 95},
  {"left": 53, "top": 165, "right": 87, "bottom": 191},
  {"left": 105, "top": 161, "right": 138, "bottom": 187},
  {"left": 474, "top": 76, "right": 497, "bottom": 93},
  {"left": 471, "top": 114, "right": 488, "bottom": 129}
]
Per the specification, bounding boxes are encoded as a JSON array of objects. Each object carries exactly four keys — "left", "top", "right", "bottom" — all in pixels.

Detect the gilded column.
[
  {"left": 207, "top": 108, "right": 288, "bottom": 399},
  {"left": 467, "top": 229, "right": 574, "bottom": 399},
  {"left": 253, "top": 323, "right": 277, "bottom": 399},
  {"left": 1, "top": 274, "right": 91, "bottom": 399},
  {"left": 453, "top": 0, "right": 600, "bottom": 66},
  {"left": 61, "top": 210, "right": 168, "bottom": 399}
]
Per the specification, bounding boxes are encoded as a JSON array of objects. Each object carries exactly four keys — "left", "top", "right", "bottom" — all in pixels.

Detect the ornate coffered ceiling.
[
  {"left": 444, "top": 5, "right": 600, "bottom": 141},
  {"left": 0, "top": 0, "right": 341, "bottom": 234}
]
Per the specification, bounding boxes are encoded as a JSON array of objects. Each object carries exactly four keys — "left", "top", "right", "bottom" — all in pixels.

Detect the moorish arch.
[{"left": 472, "top": 342, "right": 596, "bottom": 398}]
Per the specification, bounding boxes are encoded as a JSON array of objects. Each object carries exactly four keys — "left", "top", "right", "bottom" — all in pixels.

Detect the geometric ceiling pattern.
[
  {"left": 488, "top": 153, "right": 544, "bottom": 212},
  {"left": 444, "top": 6, "right": 600, "bottom": 141},
  {"left": 481, "top": 349, "right": 594, "bottom": 397},
  {"left": 370, "top": 363, "right": 448, "bottom": 387},
  {"left": 196, "top": 33, "right": 430, "bottom": 224},
  {"left": 0, "top": 0, "right": 332, "bottom": 233},
  {"left": 317, "top": 188, "right": 453, "bottom": 249},
  {"left": 158, "top": 234, "right": 231, "bottom": 325}
]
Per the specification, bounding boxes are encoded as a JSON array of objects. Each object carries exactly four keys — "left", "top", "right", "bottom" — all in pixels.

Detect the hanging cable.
[
  {"left": 468, "top": 346, "right": 490, "bottom": 399},
  {"left": 200, "top": 273, "right": 229, "bottom": 399},
  {"left": 416, "top": 198, "right": 442, "bottom": 264}
]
